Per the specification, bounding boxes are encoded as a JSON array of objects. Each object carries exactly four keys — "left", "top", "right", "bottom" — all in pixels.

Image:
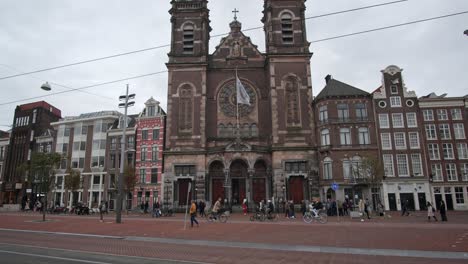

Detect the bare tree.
[
  {"left": 64, "top": 169, "right": 82, "bottom": 208},
  {"left": 352, "top": 155, "right": 384, "bottom": 209},
  {"left": 123, "top": 165, "right": 137, "bottom": 214}
]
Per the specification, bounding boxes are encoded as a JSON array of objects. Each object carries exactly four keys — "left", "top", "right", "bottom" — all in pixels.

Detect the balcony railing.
[{"left": 319, "top": 117, "right": 370, "bottom": 125}]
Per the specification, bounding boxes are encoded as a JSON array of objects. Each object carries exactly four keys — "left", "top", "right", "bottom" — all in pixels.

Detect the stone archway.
[
  {"left": 209, "top": 160, "right": 225, "bottom": 204},
  {"left": 230, "top": 159, "right": 248, "bottom": 205}
]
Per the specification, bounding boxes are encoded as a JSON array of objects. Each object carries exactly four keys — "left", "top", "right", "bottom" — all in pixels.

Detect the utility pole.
[{"left": 116, "top": 84, "right": 135, "bottom": 224}]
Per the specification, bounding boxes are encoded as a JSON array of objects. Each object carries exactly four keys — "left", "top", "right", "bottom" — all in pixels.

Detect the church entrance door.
[
  {"left": 252, "top": 178, "right": 266, "bottom": 203},
  {"left": 288, "top": 176, "right": 304, "bottom": 204},
  {"left": 209, "top": 161, "right": 225, "bottom": 204},
  {"left": 178, "top": 179, "right": 192, "bottom": 206},
  {"left": 231, "top": 179, "right": 246, "bottom": 205},
  {"left": 230, "top": 160, "right": 248, "bottom": 205}
]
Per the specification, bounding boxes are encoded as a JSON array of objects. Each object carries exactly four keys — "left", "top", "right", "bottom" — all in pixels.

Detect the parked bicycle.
[
  {"left": 303, "top": 209, "right": 328, "bottom": 224},
  {"left": 206, "top": 209, "right": 229, "bottom": 223}
]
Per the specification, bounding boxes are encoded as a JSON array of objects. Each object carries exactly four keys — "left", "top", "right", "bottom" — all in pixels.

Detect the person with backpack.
[{"left": 99, "top": 200, "right": 106, "bottom": 222}]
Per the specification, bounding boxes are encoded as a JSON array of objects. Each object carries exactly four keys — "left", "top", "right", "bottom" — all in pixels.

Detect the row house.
[
  {"left": 373, "top": 65, "right": 430, "bottom": 211},
  {"left": 106, "top": 114, "right": 137, "bottom": 210},
  {"left": 0, "top": 101, "right": 61, "bottom": 205},
  {"left": 419, "top": 93, "right": 468, "bottom": 211},
  {"left": 134, "top": 98, "right": 166, "bottom": 208},
  {"left": 51, "top": 111, "right": 121, "bottom": 208},
  {"left": 313, "top": 75, "right": 379, "bottom": 208}
]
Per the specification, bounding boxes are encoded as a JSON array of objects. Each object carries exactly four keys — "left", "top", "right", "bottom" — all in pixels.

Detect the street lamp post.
[
  {"left": 281, "top": 185, "right": 286, "bottom": 213},
  {"left": 165, "top": 179, "right": 170, "bottom": 213},
  {"left": 116, "top": 84, "right": 135, "bottom": 224}
]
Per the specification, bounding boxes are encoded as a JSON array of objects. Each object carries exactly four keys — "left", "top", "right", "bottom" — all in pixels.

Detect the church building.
[{"left": 163, "top": 0, "right": 318, "bottom": 209}]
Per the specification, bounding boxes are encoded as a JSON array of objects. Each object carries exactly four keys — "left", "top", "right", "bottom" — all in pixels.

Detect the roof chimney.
[{"left": 325, "top": 74, "right": 332, "bottom": 84}]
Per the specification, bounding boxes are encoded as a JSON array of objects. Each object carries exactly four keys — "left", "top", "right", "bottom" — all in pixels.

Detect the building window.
[
  {"left": 60, "top": 159, "right": 67, "bottom": 170},
  {"left": 337, "top": 104, "right": 349, "bottom": 121},
  {"left": 379, "top": 114, "right": 389, "bottom": 128},
  {"left": 437, "top": 109, "right": 448, "bottom": 120},
  {"left": 392, "top": 113, "right": 404, "bottom": 128},
  {"left": 394, "top": 132, "right": 406, "bottom": 149},
  {"left": 406, "top": 113, "right": 417, "bottom": 128},
  {"left": 428, "top": 144, "right": 440, "bottom": 160},
  {"left": 0, "top": 146, "right": 4, "bottom": 160},
  {"left": 455, "top": 187, "right": 464, "bottom": 204},
  {"left": 340, "top": 128, "right": 351, "bottom": 145},
  {"left": 457, "top": 143, "right": 468, "bottom": 159},
  {"left": 128, "top": 136, "right": 135, "bottom": 150},
  {"left": 174, "top": 165, "right": 196, "bottom": 176},
  {"left": 64, "top": 127, "right": 71, "bottom": 137},
  {"left": 151, "top": 168, "right": 158, "bottom": 184},
  {"left": 425, "top": 124, "right": 437, "bottom": 140},
  {"left": 396, "top": 154, "right": 409, "bottom": 176},
  {"left": 343, "top": 159, "right": 351, "bottom": 179},
  {"left": 281, "top": 13, "right": 293, "bottom": 44},
  {"left": 431, "top": 164, "right": 443, "bottom": 182},
  {"left": 152, "top": 146, "right": 158, "bottom": 161},
  {"left": 91, "top": 156, "right": 105, "bottom": 168},
  {"left": 141, "top": 146, "right": 147, "bottom": 161},
  {"left": 285, "top": 77, "right": 300, "bottom": 126},
  {"left": 408, "top": 132, "right": 420, "bottom": 149},
  {"left": 443, "top": 143, "right": 454, "bottom": 159},
  {"left": 323, "top": 158, "right": 332, "bottom": 180},
  {"left": 183, "top": 24, "right": 194, "bottom": 54},
  {"left": 390, "top": 85, "right": 398, "bottom": 94},
  {"left": 411, "top": 154, "right": 423, "bottom": 176},
  {"left": 381, "top": 133, "right": 392, "bottom": 150},
  {"left": 446, "top": 164, "right": 457, "bottom": 181},
  {"left": 62, "top": 143, "right": 68, "bottom": 153},
  {"left": 451, "top": 109, "right": 462, "bottom": 120},
  {"left": 139, "top": 168, "right": 146, "bottom": 184},
  {"left": 179, "top": 85, "right": 193, "bottom": 133},
  {"left": 147, "top": 106, "right": 155, "bottom": 117},
  {"left": 142, "top": 130, "right": 148, "bottom": 141},
  {"left": 152, "top": 129, "right": 160, "bottom": 140},
  {"left": 285, "top": 161, "right": 307, "bottom": 172},
  {"left": 32, "top": 109, "right": 37, "bottom": 124},
  {"left": 439, "top": 124, "right": 451, "bottom": 140},
  {"left": 423, "top": 110, "right": 434, "bottom": 121},
  {"left": 462, "top": 164, "right": 468, "bottom": 181},
  {"left": 355, "top": 103, "right": 367, "bottom": 120},
  {"left": 390, "top": 96, "right": 401, "bottom": 107},
  {"left": 321, "top": 129, "right": 330, "bottom": 146},
  {"left": 358, "top": 127, "right": 370, "bottom": 145},
  {"left": 454, "top": 124, "right": 465, "bottom": 139},
  {"left": 383, "top": 154, "right": 394, "bottom": 177},
  {"left": 319, "top": 105, "right": 328, "bottom": 122}
]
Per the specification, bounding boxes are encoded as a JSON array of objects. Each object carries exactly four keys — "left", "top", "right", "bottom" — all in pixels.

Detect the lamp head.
[{"left": 40, "top": 82, "right": 51, "bottom": 91}]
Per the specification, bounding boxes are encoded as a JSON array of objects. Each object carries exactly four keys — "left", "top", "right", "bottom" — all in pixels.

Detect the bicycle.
[
  {"left": 206, "top": 209, "right": 229, "bottom": 223},
  {"left": 249, "top": 211, "right": 265, "bottom": 222},
  {"left": 303, "top": 209, "right": 328, "bottom": 224}
]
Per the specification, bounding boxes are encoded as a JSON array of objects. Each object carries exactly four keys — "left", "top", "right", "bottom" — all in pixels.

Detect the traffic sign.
[{"left": 331, "top": 182, "right": 339, "bottom": 191}]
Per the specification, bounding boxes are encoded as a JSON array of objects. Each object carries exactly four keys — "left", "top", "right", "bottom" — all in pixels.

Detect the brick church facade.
[{"left": 163, "top": 0, "right": 318, "bottom": 208}]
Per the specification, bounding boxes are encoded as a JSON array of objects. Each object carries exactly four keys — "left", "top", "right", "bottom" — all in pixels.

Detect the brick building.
[
  {"left": 373, "top": 65, "right": 430, "bottom": 211},
  {"left": 419, "top": 93, "right": 468, "bottom": 210},
  {"left": 0, "top": 131, "right": 10, "bottom": 198},
  {"left": 164, "top": 0, "right": 318, "bottom": 209},
  {"left": 313, "top": 75, "right": 379, "bottom": 208},
  {"left": 1, "top": 101, "right": 61, "bottom": 205},
  {"left": 134, "top": 97, "right": 166, "bottom": 208}
]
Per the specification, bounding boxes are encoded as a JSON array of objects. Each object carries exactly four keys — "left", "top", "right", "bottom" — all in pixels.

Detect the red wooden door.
[
  {"left": 288, "top": 177, "right": 304, "bottom": 204},
  {"left": 252, "top": 178, "right": 266, "bottom": 203},
  {"left": 178, "top": 179, "right": 192, "bottom": 206},
  {"left": 212, "top": 179, "right": 225, "bottom": 202}
]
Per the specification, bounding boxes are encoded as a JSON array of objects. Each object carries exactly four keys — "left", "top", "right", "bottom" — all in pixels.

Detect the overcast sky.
[{"left": 1, "top": 0, "right": 467, "bottom": 131}]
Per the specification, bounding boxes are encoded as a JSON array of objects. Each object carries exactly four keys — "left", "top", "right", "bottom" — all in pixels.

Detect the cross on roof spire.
[{"left": 232, "top": 8, "right": 239, "bottom": 21}]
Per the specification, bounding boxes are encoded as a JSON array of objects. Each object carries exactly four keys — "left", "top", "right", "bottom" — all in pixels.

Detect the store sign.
[
  {"left": 26, "top": 189, "right": 32, "bottom": 193},
  {"left": 15, "top": 183, "right": 23, "bottom": 190}
]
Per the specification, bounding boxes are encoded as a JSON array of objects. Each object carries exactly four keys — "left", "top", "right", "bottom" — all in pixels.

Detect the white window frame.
[
  {"left": 340, "top": 128, "right": 352, "bottom": 146},
  {"left": 394, "top": 132, "right": 406, "bottom": 150},
  {"left": 411, "top": 153, "right": 423, "bottom": 176},
  {"left": 406, "top": 112, "right": 417, "bottom": 128},
  {"left": 451, "top": 109, "right": 462, "bottom": 120},
  {"left": 439, "top": 124, "right": 451, "bottom": 140},
  {"left": 431, "top": 164, "right": 443, "bottom": 182},
  {"left": 390, "top": 96, "right": 402, "bottom": 107},
  {"left": 408, "top": 132, "right": 420, "bottom": 149},
  {"left": 461, "top": 164, "right": 468, "bottom": 181},
  {"left": 428, "top": 144, "right": 440, "bottom": 160},
  {"left": 381, "top": 133, "right": 392, "bottom": 150},
  {"left": 321, "top": 129, "right": 330, "bottom": 146},
  {"left": 423, "top": 109, "right": 434, "bottom": 121},
  {"left": 383, "top": 154, "right": 394, "bottom": 177},
  {"left": 319, "top": 105, "right": 328, "bottom": 122},
  {"left": 446, "top": 163, "right": 458, "bottom": 181},
  {"left": 392, "top": 113, "right": 404, "bottom": 128},
  {"left": 343, "top": 159, "right": 351, "bottom": 179},
  {"left": 437, "top": 109, "right": 448, "bottom": 120},
  {"left": 425, "top": 124, "right": 437, "bottom": 140},
  {"left": 379, "top": 114, "right": 389, "bottom": 128},
  {"left": 396, "top": 154, "right": 409, "bottom": 177},
  {"left": 358, "top": 127, "right": 370, "bottom": 145},
  {"left": 454, "top": 123, "right": 465, "bottom": 139},
  {"left": 323, "top": 158, "right": 332, "bottom": 180},
  {"left": 457, "top": 143, "right": 468, "bottom": 159},
  {"left": 443, "top": 143, "right": 454, "bottom": 160}
]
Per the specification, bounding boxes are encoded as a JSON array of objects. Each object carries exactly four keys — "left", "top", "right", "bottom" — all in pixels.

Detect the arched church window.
[
  {"left": 218, "top": 124, "right": 225, "bottom": 138},
  {"left": 241, "top": 123, "right": 249, "bottom": 138},
  {"left": 250, "top": 123, "right": 258, "bottom": 137},
  {"left": 226, "top": 123, "right": 234, "bottom": 138},
  {"left": 179, "top": 85, "right": 193, "bottom": 133},
  {"left": 281, "top": 13, "right": 293, "bottom": 44},
  {"left": 183, "top": 24, "right": 194, "bottom": 54},
  {"left": 285, "top": 77, "right": 300, "bottom": 126}
]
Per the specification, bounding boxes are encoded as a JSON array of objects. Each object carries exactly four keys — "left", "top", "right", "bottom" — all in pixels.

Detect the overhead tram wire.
[
  {"left": 1, "top": 10, "right": 467, "bottom": 107},
  {"left": 0, "top": 0, "right": 409, "bottom": 81},
  {"left": 0, "top": 71, "right": 167, "bottom": 106}
]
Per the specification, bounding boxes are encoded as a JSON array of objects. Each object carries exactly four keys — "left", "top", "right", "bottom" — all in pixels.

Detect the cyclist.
[
  {"left": 212, "top": 197, "right": 222, "bottom": 220},
  {"left": 309, "top": 198, "right": 324, "bottom": 217}
]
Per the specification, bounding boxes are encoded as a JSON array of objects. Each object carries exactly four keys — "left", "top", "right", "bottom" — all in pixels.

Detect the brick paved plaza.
[{"left": 0, "top": 211, "right": 467, "bottom": 263}]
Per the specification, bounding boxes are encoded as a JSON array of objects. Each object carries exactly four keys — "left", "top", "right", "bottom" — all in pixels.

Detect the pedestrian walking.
[
  {"left": 284, "top": 200, "right": 289, "bottom": 218},
  {"left": 439, "top": 200, "right": 448, "bottom": 221},
  {"left": 242, "top": 198, "right": 248, "bottom": 215},
  {"left": 140, "top": 201, "right": 144, "bottom": 214},
  {"left": 426, "top": 202, "right": 438, "bottom": 222},
  {"left": 401, "top": 200, "right": 410, "bottom": 216},
  {"left": 99, "top": 200, "right": 106, "bottom": 222},
  {"left": 288, "top": 200, "right": 295, "bottom": 219},
  {"left": 190, "top": 200, "right": 199, "bottom": 228},
  {"left": 364, "top": 198, "right": 371, "bottom": 219},
  {"left": 144, "top": 201, "right": 149, "bottom": 214},
  {"left": 198, "top": 200, "right": 206, "bottom": 217},
  {"left": 358, "top": 199, "right": 365, "bottom": 221},
  {"left": 300, "top": 200, "right": 306, "bottom": 216}
]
